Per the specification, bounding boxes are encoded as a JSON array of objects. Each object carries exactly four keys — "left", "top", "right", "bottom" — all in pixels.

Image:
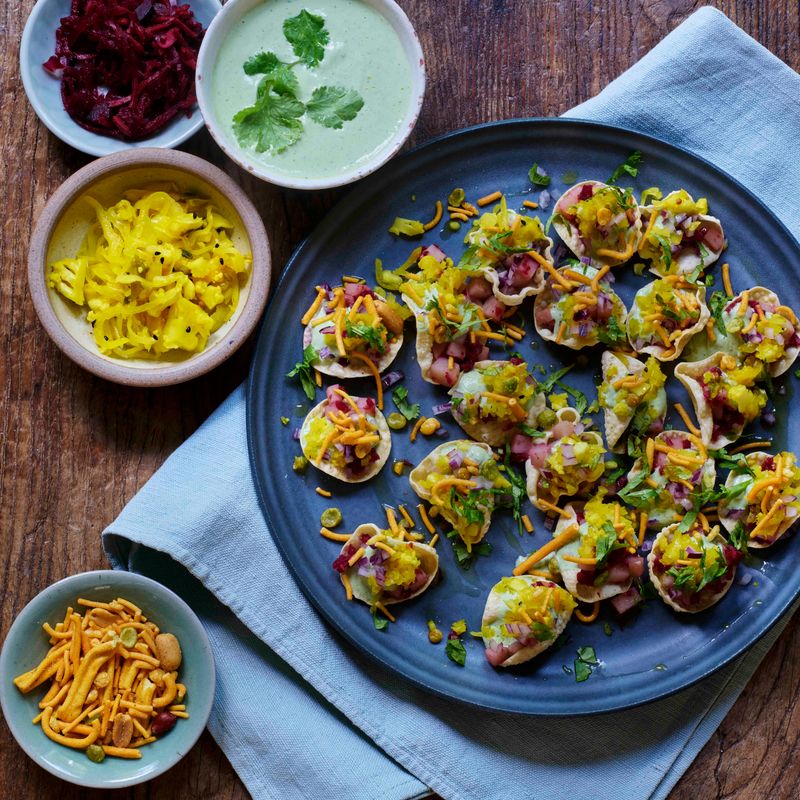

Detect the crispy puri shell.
[
  {"left": 481, "top": 576, "right": 574, "bottom": 667},
  {"left": 524, "top": 408, "right": 605, "bottom": 507},
  {"left": 642, "top": 207, "right": 724, "bottom": 278},
  {"left": 600, "top": 351, "right": 656, "bottom": 453},
  {"left": 674, "top": 352, "right": 748, "bottom": 448},
  {"left": 409, "top": 440, "right": 496, "bottom": 547},
  {"left": 552, "top": 503, "right": 633, "bottom": 603},
  {"left": 300, "top": 397, "right": 391, "bottom": 483},
  {"left": 718, "top": 451, "right": 797, "bottom": 549},
  {"left": 728, "top": 287, "right": 799, "bottom": 378},
  {"left": 647, "top": 524, "right": 735, "bottom": 613},
  {"left": 625, "top": 429, "right": 716, "bottom": 529},
  {"left": 533, "top": 267, "right": 627, "bottom": 350},
  {"left": 448, "top": 360, "right": 546, "bottom": 446},
  {"left": 552, "top": 180, "right": 642, "bottom": 265},
  {"left": 341, "top": 524, "right": 439, "bottom": 606},
  {"left": 303, "top": 308, "right": 404, "bottom": 378},
  {"left": 627, "top": 282, "right": 710, "bottom": 362}
]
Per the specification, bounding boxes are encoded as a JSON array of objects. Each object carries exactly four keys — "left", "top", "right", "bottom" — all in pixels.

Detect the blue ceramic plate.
[
  {"left": 247, "top": 119, "right": 800, "bottom": 715},
  {"left": 0, "top": 571, "right": 215, "bottom": 787}
]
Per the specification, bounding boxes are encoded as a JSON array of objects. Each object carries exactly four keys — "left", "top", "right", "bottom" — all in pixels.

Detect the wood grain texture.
[{"left": 1, "top": 1, "right": 798, "bottom": 798}]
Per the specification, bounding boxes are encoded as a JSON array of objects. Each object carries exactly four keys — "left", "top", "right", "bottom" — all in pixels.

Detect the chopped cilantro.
[
  {"left": 445, "top": 638, "right": 467, "bottom": 666},
  {"left": 286, "top": 345, "right": 318, "bottom": 400},
  {"left": 729, "top": 522, "right": 749, "bottom": 553},
  {"left": 426, "top": 296, "right": 481, "bottom": 339},
  {"left": 596, "top": 315, "right": 626, "bottom": 346},
  {"left": 518, "top": 424, "right": 548, "bottom": 438},
  {"left": 539, "top": 365, "right": 574, "bottom": 393},
  {"left": 283, "top": 9, "right": 329, "bottom": 67},
  {"left": 503, "top": 445, "right": 529, "bottom": 535},
  {"left": 710, "top": 446, "right": 757, "bottom": 476},
  {"left": 372, "top": 612, "right": 389, "bottom": 631},
  {"left": 528, "top": 162, "right": 551, "bottom": 187},
  {"left": 574, "top": 645, "right": 599, "bottom": 682},
  {"left": 708, "top": 290, "right": 729, "bottom": 335},
  {"left": 608, "top": 150, "right": 642, "bottom": 184},
  {"left": 618, "top": 470, "right": 659, "bottom": 508},
  {"left": 676, "top": 509, "right": 698, "bottom": 533},
  {"left": 595, "top": 521, "right": 623, "bottom": 565},
  {"left": 446, "top": 530, "right": 491, "bottom": 568},
  {"left": 392, "top": 386, "right": 420, "bottom": 421},
  {"left": 345, "top": 319, "right": 386, "bottom": 354},
  {"left": 280, "top": 416, "right": 290, "bottom": 426},
  {"left": 555, "top": 380, "right": 589, "bottom": 416}
]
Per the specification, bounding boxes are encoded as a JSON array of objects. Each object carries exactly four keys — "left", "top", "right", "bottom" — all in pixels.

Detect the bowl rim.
[
  {"left": 18, "top": 0, "right": 222, "bottom": 157},
  {"left": 195, "top": 0, "right": 426, "bottom": 191},
  {"left": 27, "top": 147, "right": 271, "bottom": 387},
  {"left": 0, "top": 569, "right": 217, "bottom": 789}
]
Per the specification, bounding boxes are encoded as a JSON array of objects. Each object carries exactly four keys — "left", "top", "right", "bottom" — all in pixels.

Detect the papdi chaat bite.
[
  {"left": 300, "top": 386, "right": 391, "bottom": 482},
  {"left": 533, "top": 262, "right": 627, "bottom": 349},
  {"left": 637, "top": 188, "right": 725, "bottom": 277},
  {"left": 448, "top": 359, "right": 546, "bottom": 446},
  {"left": 598, "top": 351, "right": 667, "bottom": 454},
  {"left": 552, "top": 181, "right": 642, "bottom": 265},
  {"left": 674, "top": 353, "right": 768, "bottom": 448},
  {"left": 458, "top": 196, "right": 554, "bottom": 305},
  {"left": 718, "top": 450, "right": 800, "bottom": 549},
  {"left": 409, "top": 440, "right": 511, "bottom": 552},
  {"left": 626, "top": 276, "right": 709, "bottom": 361}
]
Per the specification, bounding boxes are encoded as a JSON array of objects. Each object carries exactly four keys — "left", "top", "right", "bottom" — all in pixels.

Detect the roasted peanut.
[
  {"left": 112, "top": 713, "right": 133, "bottom": 748},
  {"left": 374, "top": 299, "right": 404, "bottom": 335},
  {"left": 154, "top": 633, "right": 182, "bottom": 671}
]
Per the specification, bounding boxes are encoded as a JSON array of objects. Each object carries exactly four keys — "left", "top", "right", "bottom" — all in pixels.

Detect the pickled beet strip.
[{"left": 43, "top": 0, "right": 205, "bottom": 141}]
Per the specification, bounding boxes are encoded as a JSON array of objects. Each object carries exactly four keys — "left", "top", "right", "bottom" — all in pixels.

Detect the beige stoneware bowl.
[{"left": 28, "top": 149, "right": 271, "bottom": 387}]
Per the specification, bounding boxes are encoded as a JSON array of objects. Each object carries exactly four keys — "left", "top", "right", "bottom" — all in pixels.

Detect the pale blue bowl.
[
  {"left": 0, "top": 571, "right": 215, "bottom": 788},
  {"left": 19, "top": 0, "right": 222, "bottom": 157}
]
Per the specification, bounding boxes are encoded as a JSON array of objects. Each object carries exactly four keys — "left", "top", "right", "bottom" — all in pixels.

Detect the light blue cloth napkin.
[{"left": 104, "top": 7, "right": 800, "bottom": 800}]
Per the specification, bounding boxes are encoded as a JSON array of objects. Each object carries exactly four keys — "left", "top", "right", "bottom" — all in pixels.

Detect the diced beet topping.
[
  {"left": 332, "top": 545, "right": 357, "bottom": 573},
  {"left": 343, "top": 283, "right": 374, "bottom": 306},
  {"left": 762, "top": 455, "right": 776, "bottom": 471},
  {"left": 578, "top": 184, "right": 595, "bottom": 201},
  {"left": 44, "top": 0, "right": 205, "bottom": 141}
]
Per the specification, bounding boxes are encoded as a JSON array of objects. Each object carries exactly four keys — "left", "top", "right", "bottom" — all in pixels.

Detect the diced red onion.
[
  {"left": 381, "top": 370, "right": 404, "bottom": 388},
  {"left": 431, "top": 402, "right": 452, "bottom": 415}
]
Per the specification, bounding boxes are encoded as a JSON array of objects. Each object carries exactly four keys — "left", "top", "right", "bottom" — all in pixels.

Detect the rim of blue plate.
[
  {"left": 247, "top": 117, "right": 800, "bottom": 716},
  {"left": 0, "top": 570, "right": 216, "bottom": 787}
]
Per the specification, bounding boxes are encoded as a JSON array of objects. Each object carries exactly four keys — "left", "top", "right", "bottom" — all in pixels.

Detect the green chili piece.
[
  {"left": 120, "top": 626, "right": 137, "bottom": 649},
  {"left": 320, "top": 507, "right": 343, "bottom": 528},
  {"left": 386, "top": 412, "right": 408, "bottom": 430},
  {"left": 447, "top": 188, "right": 465, "bottom": 207},
  {"left": 293, "top": 456, "right": 309, "bottom": 474}
]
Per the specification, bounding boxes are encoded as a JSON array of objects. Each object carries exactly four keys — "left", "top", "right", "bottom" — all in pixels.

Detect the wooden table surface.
[{"left": 2, "top": 0, "right": 799, "bottom": 797}]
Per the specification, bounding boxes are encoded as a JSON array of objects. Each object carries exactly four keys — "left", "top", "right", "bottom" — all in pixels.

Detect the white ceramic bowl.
[
  {"left": 27, "top": 148, "right": 271, "bottom": 387},
  {"left": 19, "top": 0, "right": 222, "bottom": 157},
  {"left": 195, "top": 0, "right": 426, "bottom": 190}
]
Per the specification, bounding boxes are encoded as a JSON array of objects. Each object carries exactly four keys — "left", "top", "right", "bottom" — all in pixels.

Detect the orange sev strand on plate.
[
  {"left": 477, "top": 190, "right": 502, "bottom": 207},
  {"left": 512, "top": 524, "right": 580, "bottom": 576},
  {"left": 346, "top": 352, "right": 383, "bottom": 409},
  {"left": 422, "top": 200, "right": 443, "bottom": 231},
  {"left": 730, "top": 440, "right": 772, "bottom": 454},
  {"left": 673, "top": 403, "right": 702, "bottom": 437},
  {"left": 574, "top": 602, "right": 600, "bottom": 624}
]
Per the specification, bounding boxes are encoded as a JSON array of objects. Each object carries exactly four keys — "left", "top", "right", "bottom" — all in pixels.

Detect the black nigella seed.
[
  {"left": 154, "top": 335, "right": 159, "bottom": 340},
  {"left": 160, "top": 257, "right": 165, "bottom": 264},
  {"left": 154, "top": 251, "right": 160, "bottom": 256},
  {"left": 186, "top": 327, "right": 191, "bottom": 333},
  {"left": 104, "top": 336, "right": 109, "bottom": 341}
]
